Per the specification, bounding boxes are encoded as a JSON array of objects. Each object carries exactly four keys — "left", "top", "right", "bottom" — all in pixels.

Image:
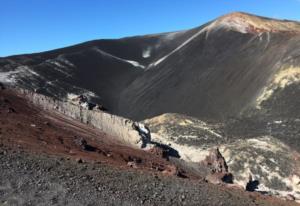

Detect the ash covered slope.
[
  {"left": 120, "top": 12, "right": 300, "bottom": 120},
  {"left": 1, "top": 12, "right": 300, "bottom": 120},
  {"left": 0, "top": 29, "right": 199, "bottom": 112}
]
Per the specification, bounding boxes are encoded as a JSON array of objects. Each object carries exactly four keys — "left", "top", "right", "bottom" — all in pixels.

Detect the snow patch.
[
  {"left": 149, "top": 29, "right": 206, "bottom": 68},
  {"left": 125, "top": 60, "right": 145, "bottom": 69},
  {"left": 93, "top": 48, "right": 145, "bottom": 69}
]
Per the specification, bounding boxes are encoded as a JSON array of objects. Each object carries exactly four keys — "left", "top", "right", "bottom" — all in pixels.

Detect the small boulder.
[
  {"left": 285, "top": 194, "right": 296, "bottom": 201},
  {"left": 162, "top": 165, "right": 178, "bottom": 176},
  {"left": 203, "top": 148, "right": 228, "bottom": 173},
  {"left": 127, "top": 161, "right": 138, "bottom": 169},
  {"left": 206, "top": 172, "right": 233, "bottom": 184},
  {"left": 148, "top": 146, "right": 166, "bottom": 158},
  {"left": 162, "top": 165, "right": 186, "bottom": 178},
  {"left": 202, "top": 148, "right": 233, "bottom": 184},
  {"left": 7, "top": 107, "right": 15, "bottom": 113},
  {"left": 245, "top": 174, "right": 259, "bottom": 192},
  {"left": 93, "top": 104, "right": 107, "bottom": 111},
  {"left": 74, "top": 137, "right": 88, "bottom": 150},
  {"left": 0, "top": 83, "right": 5, "bottom": 90},
  {"left": 44, "top": 121, "right": 51, "bottom": 126}
]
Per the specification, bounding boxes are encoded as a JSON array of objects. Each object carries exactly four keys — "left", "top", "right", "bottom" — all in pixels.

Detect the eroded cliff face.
[{"left": 17, "top": 89, "right": 144, "bottom": 149}]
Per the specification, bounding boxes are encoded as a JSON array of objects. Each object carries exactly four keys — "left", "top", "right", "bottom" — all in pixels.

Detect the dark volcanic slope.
[
  {"left": 1, "top": 12, "right": 300, "bottom": 121},
  {"left": 120, "top": 13, "right": 300, "bottom": 120},
  {"left": 0, "top": 29, "right": 199, "bottom": 112}
]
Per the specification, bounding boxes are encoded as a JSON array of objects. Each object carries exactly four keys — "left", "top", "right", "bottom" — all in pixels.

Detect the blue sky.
[{"left": 1, "top": 0, "right": 300, "bottom": 57}]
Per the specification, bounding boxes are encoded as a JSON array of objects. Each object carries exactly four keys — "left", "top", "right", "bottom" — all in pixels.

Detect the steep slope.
[
  {"left": 119, "top": 12, "right": 300, "bottom": 120},
  {"left": 1, "top": 12, "right": 300, "bottom": 121},
  {"left": 0, "top": 29, "right": 199, "bottom": 112}
]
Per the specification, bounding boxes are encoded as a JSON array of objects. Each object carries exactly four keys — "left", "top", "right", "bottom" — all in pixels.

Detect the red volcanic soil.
[
  {"left": 0, "top": 88, "right": 177, "bottom": 175},
  {"left": 0, "top": 88, "right": 298, "bottom": 205}
]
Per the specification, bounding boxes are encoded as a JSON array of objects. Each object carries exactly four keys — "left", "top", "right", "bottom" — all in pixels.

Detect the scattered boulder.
[
  {"left": 206, "top": 173, "right": 225, "bottom": 185},
  {"left": 218, "top": 137, "right": 300, "bottom": 198},
  {"left": 69, "top": 94, "right": 106, "bottom": 111},
  {"left": 162, "top": 165, "right": 177, "bottom": 176},
  {"left": 127, "top": 156, "right": 142, "bottom": 164},
  {"left": 221, "top": 173, "right": 234, "bottom": 184},
  {"left": 203, "top": 148, "right": 228, "bottom": 173},
  {"left": 162, "top": 165, "right": 186, "bottom": 178},
  {"left": 0, "top": 83, "right": 5, "bottom": 90},
  {"left": 7, "top": 107, "right": 15, "bottom": 113},
  {"left": 205, "top": 172, "right": 233, "bottom": 185},
  {"left": 132, "top": 122, "right": 151, "bottom": 148},
  {"left": 245, "top": 174, "right": 259, "bottom": 192},
  {"left": 202, "top": 148, "right": 233, "bottom": 184},
  {"left": 127, "top": 161, "right": 138, "bottom": 169},
  {"left": 285, "top": 194, "right": 296, "bottom": 201},
  {"left": 74, "top": 137, "right": 88, "bottom": 150},
  {"left": 75, "top": 158, "right": 83, "bottom": 163},
  {"left": 151, "top": 162, "right": 165, "bottom": 172},
  {"left": 70, "top": 95, "right": 88, "bottom": 105},
  {"left": 148, "top": 146, "right": 167, "bottom": 159},
  {"left": 44, "top": 121, "right": 51, "bottom": 126},
  {"left": 93, "top": 104, "right": 107, "bottom": 111}
]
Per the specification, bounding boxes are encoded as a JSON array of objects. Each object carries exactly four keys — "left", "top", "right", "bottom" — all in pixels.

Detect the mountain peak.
[{"left": 210, "top": 12, "right": 300, "bottom": 34}]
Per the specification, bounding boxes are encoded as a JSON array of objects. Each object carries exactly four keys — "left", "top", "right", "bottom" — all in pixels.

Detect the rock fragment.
[
  {"left": 245, "top": 174, "right": 259, "bottom": 192},
  {"left": 202, "top": 148, "right": 233, "bottom": 184},
  {"left": 74, "top": 137, "right": 88, "bottom": 150},
  {"left": 285, "top": 194, "right": 296, "bottom": 201}
]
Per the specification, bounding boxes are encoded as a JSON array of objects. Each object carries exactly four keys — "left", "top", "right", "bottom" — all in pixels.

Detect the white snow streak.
[
  {"left": 125, "top": 60, "right": 145, "bottom": 69},
  {"left": 93, "top": 48, "right": 145, "bottom": 69},
  {"left": 149, "top": 29, "right": 206, "bottom": 67}
]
